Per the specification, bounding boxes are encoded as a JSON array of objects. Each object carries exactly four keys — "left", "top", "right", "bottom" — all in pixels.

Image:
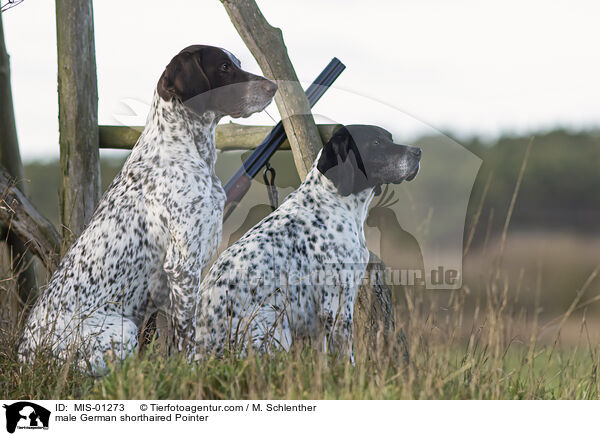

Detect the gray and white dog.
[
  {"left": 191, "top": 125, "right": 421, "bottom": 361},
  {"left": 19, "top": 45, "right": 277, "bottom": 373}
]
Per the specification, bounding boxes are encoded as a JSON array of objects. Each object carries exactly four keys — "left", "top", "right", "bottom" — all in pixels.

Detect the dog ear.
[
  {"left": 157, "top": 50, "right": 211, "bottom": 105},
  {"left": 317, "top": 127, "right": 364, "bottom": 196}
]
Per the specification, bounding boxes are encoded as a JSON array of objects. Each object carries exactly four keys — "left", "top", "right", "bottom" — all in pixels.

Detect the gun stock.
[{"left": 223, "top": 172, "right": 253, "bottom": 221}]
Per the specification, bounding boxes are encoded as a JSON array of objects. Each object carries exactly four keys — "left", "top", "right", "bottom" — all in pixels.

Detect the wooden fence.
[{"left": 98, "top": 123, "right": 341, "bottom": 151}]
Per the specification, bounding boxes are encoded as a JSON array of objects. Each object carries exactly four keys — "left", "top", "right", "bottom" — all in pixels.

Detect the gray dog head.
[{"left": 317, "top": 125, "right": 421, "bottom": 196}]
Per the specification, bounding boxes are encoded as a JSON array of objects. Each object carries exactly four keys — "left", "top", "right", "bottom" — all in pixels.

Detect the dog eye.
[
  {"left": 373, "top": 139, "right": 380, "bottom": 145},
  {"left": 220, "top": 63, "right": 231, "bottom": 72}
]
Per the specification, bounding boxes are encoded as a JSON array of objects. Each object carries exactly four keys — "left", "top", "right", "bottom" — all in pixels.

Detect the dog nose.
[
  {"left": 263, "top": 79, "right": 278, "bottom": 95},
  {"left": 409, "top": 147, "right": 422, "bottom": 159}
]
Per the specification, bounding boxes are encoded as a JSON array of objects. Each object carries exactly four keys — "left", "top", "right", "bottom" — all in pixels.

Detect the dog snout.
[
  {"left": 408, "top": 146, "right": 422, "bottom": 159},
  {"left": 262, "top": 79, "right": 278, "bottom": 97}
]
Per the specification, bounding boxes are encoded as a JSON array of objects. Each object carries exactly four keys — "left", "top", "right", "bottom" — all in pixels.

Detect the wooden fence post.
[
  {"left": 0, "top": 11, "right": 38, "bottom": 305},
  {"left": 221, "top": 0, "right": 323, "bottom": 179},
  {"left": 55, "top": 0, "right": 101, "bottom": 254}
]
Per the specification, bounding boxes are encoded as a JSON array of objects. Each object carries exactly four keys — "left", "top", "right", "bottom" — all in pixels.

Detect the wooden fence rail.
[{"left": 98, "top": 123, "right": 341, "bottom": 151}]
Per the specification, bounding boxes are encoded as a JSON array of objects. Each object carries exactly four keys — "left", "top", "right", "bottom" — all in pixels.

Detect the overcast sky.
[{"left": 3, "top": 0, "right": 600, "bottom": 160}]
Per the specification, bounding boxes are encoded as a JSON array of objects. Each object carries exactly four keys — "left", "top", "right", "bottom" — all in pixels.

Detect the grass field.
[
  {"left": 1, "top": 277, "right": 599, "bottom": 400},
  {"left": 2, "top": 224, "right": 600, "bottom": 400},
  {"left": 2, "top": 141, "right": 600, "bottom": 400}
]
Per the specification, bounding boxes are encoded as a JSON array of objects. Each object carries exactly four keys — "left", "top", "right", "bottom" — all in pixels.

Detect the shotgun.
[{"left": 222, "top": 58, "right": 346, "bottom": 221}]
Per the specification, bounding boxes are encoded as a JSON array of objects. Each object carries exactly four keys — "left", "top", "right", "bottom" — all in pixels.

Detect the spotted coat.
[
  {"left": 191, "top": 125, "right": 422, "bottom": 361},
  {"left": 18, "top": 92, "right": 225, "bottom": 372},
  {"left": 192, "top": 156, "right": 374, "bottom": 360},
  {"left": 19, "top": 45, "right": 276, "bottom": 374}
]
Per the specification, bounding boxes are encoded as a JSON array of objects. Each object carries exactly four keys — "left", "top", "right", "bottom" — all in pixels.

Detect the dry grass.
[
  {"left": 2, "top": 281, "right": 600, "bottom": 399},
  {"left": 2, "top": 137, "right": 600, "bottom": 399}
]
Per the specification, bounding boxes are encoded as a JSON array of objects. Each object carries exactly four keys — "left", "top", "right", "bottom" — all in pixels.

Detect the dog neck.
[
  {"left": 141, "top": 91, "right": 219, "bottom": 165},
  {"left": 303, "top": 159, "right": 375, "bottom": 227}
]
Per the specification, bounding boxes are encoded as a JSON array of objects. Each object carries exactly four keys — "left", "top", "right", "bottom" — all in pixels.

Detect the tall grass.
[
  {"left": 1, "top": 137, "right": 600, "bottom": 400},
  {"left": 2, "top": 287, "right": 599, "bottom": 399}
]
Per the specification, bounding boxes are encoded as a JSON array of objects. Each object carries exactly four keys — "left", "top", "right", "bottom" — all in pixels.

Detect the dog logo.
[{"left": 2, "top": 402, "right": 50, "bottom": 433}]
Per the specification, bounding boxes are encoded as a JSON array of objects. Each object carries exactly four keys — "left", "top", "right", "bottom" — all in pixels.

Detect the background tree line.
[{"left": 21, "top": 128, "right": 600, "bottom": 239}]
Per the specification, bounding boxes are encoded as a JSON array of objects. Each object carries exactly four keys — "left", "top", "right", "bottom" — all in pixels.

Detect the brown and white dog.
[{"left": 19, "top": 45, "right": 277, "bottom": 374}]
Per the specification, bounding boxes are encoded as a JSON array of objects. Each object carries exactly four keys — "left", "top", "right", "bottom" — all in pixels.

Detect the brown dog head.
[{"left": 157, "top": 45, "right": 277, "bottom": 118}]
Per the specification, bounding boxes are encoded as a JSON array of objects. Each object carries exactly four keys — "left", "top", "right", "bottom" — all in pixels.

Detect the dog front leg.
[{"left": 164, "top": 233, "right": 203, "bottom": 356}]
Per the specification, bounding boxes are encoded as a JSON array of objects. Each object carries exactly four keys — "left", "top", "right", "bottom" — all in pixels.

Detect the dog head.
[
  {"left": 317, "top": 125, "right": 421, "bottom": 196},
  {"left": 157, "top": 45, "right": 277, "bottom": 118}
]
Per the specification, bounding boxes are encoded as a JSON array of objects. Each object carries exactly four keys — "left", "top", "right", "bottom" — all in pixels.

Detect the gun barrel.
[
  {"left": 223, "top": 58, "right": 345, "bottom": 220},
  {"left": 224, "top": 58, "right": 345, "bottom": 191},
  {"left": 304, "top": 57, "right": 345, "bottom": 106}
]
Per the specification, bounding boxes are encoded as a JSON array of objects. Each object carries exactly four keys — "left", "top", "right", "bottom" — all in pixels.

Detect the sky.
[{"left": 2, "top": 0, "right": 600, "bottom": 160}]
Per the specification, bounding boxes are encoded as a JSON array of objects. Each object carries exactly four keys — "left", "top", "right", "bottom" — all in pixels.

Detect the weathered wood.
[
  {"left": 98, "top": 126, "right": 143, "bottom": 150},
  {"left": 355, "top": 253, "right": 408, "bottom": 362},
  {"left": 220, "top": 0, "right": 323, "bottom": 179},
  {"left": 0, "top": 12, "right": 38, "bottom": 303},
  {"left": 98, "top": 123, "right": 342, "bottom": 151},
  {"left": 0, "top": 166, "right": 61, "bottom": 273},
  {"left": 355, "top": 254, "right": 395, "bottom": 340},
  {"left": 56, "top": 0, "right": 101, "bottom": 254},
  {"left": 0, "top": 14, "right": 23, "bottom": 191},
  {"left": 216, "top": 123, "right": 280, "bottom": 150}
]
